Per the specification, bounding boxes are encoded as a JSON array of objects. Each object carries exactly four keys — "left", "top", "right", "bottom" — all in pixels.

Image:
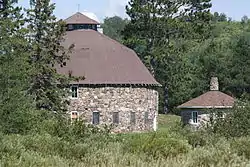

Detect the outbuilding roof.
[
  {"left": 177, "top": 91, "right": 235, "bottom": 109},
  {"left": 57, "top": 29, "right": 160, "bottom": 86}
]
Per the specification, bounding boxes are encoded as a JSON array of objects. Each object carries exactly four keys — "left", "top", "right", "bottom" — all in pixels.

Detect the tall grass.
[{"left": 0, "top": 115, "right": 250, "bottom": 167}]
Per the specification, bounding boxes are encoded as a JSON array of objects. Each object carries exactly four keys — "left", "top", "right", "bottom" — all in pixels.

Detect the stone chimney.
[{"left": 210, "top": 77, "right": 219, "bottom": 91}]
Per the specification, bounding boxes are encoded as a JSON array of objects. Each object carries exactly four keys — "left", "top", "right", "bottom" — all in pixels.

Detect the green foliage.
[
  {"left": 124, "top": 132, "right": 190, "bottom": 159},
  {"left": 26, "top": 0, "right": 73, "bottom": 112},
  {"left": 0, "top": 115, "right": 250, "bottom": 167},
  {"left": 123, "top": 0, "right": 213, "bottom": 113},
  {"left": 38, "top": 118, "right": 112, "bottom": 141},
  {"left": 0, "top": 0, "right": 38, "bottom": 134},
  {"left": 208, "top": 102, "right": 250, "bottom": 138},
  {"left": 213, "top": 12, "right": 228, "bottom": 22},
  {"left": 231, "top": 137, "right": 250, "bottom": 159},
  {"left": 102, "top": 16, "right": 128, "bottom": 42}
]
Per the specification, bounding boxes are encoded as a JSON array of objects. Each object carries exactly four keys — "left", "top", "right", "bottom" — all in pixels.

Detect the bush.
[
  {"left": 230, "top": 137, "right": 250, "bottom": 159},
  {"left": 186, "top": 140, "right": 247, "bottom": 167},
  {"left": 124, "top": 132, "right": 191, "bottom": 159},
  {"left": 209, "top": 102, "right": 250, "bottom": 138}
]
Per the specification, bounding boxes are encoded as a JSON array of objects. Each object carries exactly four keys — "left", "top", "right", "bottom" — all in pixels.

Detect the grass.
[
  {"left": 158, "top": 114, "right": 181, "bottom": 131},
  {"left": 0, "top": 114, "right": 250, "bottom": 166}
]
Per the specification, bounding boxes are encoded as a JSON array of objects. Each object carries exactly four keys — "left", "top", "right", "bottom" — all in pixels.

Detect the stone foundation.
[{"left": 69, "top": 86, "right": 159, "bottom": 133}]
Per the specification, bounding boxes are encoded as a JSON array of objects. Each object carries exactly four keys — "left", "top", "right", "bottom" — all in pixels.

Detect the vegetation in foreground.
[{"left": 0, "top": 112, "right": 249, "bottom": 167}]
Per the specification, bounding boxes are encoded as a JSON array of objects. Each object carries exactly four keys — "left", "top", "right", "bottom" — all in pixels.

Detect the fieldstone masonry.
[{"left": 69, "top": 86, "right": 159, "bottom": 133}]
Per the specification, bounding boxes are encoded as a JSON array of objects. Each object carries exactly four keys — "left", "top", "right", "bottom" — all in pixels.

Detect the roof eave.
[
  {"left": 177, "top": 106, "right": 234, "bottom": 109},
  {"left": 69, "top": 82, "right": 161, "bottom": 87}
]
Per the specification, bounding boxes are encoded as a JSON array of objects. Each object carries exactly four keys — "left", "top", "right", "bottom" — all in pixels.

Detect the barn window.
[
  {"left": 92, "top": 111, "right": 100, "bottom": 125},
  {"left": 144, "top": 112, "right": 149, "bottom": 124},
  {"left": 71, "top": 111, "right": 78, "bottom": 121},
  {"left": 130, "top": 112, "right": 136, "bottom": 125},
  {"left": 192, "top": 111, "right": 198, "bottom": 123},
  {"left": 71, "top": 86, "right": 78, "bottom": 98},
  {"left": 67, "top": 24, "right": 73, "bottom": 30},
  {"left": 113, "top": 112, "right": 119, "bottom": 124}
]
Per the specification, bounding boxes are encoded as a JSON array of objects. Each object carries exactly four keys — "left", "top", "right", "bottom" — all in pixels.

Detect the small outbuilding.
[{"left": 178, "top": 77, "right": 235, "bottom": 127}]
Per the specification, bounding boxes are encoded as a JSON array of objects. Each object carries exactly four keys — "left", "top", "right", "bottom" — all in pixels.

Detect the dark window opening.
[
  {"left": 92, "top": 112, "right": 100, "bottom": 125},
  {"left": 71, "top": 86, "right": 78, "bottom": 98},
  {"left": 66, "top": 24, "right": 97, "bottom": 31},
  {"left": 67, "top": 24, "right": 73, "bottom": 30},
  {"left": 113, "top": 112, "right": 119, "bottom": 124},
  {"left": 192, "top": 111, "right": 198, "bottom": 123},
  {"left": 144, "top": 112, "right": 149, "bottom": 124},
  {"left": 130, "top": 112, "right": 136, "bottom": 125}
]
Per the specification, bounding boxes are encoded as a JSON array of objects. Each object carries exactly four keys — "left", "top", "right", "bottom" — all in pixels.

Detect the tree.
[
  {"left": 227, "top": 31, "right": 250, "bottom": 97},
  {"left": 123, "top": 0, "right": 213, "bottom": 113},
  {"left": 102, "top": 16, "right": 128, "bottom": 42},
  {"left": 213, "top": 12, "right": 227, "bottom": 22},
  {"left": 0, "top": 0, "right": 8, "bottom": 11},
  {"left": 218, "top": 13, "right": 227, "bottom": 22},
  {"left": 0, "top": 0, "right": 37, "bottom": 134},
  {"left": 241, "top": 15, "right": 249, "bottom": 24},
  {"left": 26, "top": 0, "right": 73, "bottom": 112}
]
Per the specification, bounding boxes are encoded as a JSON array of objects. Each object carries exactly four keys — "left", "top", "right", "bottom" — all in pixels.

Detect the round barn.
[{"left": 57, "top": 12, "right": 160, "bottom": 133}]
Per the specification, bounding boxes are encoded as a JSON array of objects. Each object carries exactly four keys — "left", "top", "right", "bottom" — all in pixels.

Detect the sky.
[{"left": 19, "top": 0, "right": 250, "bottom": 22}]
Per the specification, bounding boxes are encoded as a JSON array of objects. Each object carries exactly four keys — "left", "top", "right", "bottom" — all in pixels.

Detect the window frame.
[
  {"left": 192, "top": 111, "right": 198, "bottom": 124},
  {"left": 112, "top": 112, "right": 119, "bottom": 125},
  {"left": 92, "top": 111, "right": 100, "bottom": 125},
  {"left": 71, "top": 85, "right": 78, "bottom": 99}
]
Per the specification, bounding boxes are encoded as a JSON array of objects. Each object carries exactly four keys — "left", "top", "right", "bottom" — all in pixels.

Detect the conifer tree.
[
  {"left": 26, "top": 0, "right": 73, "bottom": 112},
  {"left": 123, "top": 0, "right": 213, "bottom": 113},
  {"left": 0, "top": 0, "right": 36, "bottom": 133}
]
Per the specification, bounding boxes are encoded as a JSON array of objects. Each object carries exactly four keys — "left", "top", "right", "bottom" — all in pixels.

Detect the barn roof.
[
  {"left": 57, "top": 29, "right": 160, "bottom": 86},
  {"left": 177, "top": 91, "right": 235, "bottom": 109},
  {"left": 65, "top": 12, "right": 99, "bottom": 25}
]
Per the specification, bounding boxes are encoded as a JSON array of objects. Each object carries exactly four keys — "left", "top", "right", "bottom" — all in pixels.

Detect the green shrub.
[
  {"left": 124, "top": 132, "right": 191, "bottom": 159},
  {"left": 209, "top": 102, "right": 250, "bottom": 138},
  {"left": 186, "top": 139, "right": 247, "bottom": 167},
  {"left": 230, "top": 137, "right": 250, "bottom": 159}
]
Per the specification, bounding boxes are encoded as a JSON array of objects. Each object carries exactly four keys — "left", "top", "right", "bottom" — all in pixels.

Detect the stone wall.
[
  {"left": 181, "top": 109, "right": 227, "bottom": 129},
  {"left": 69, "top": 86, "right": 159, "bottom": 133},
  {"left": 181, "top": 110, "right": 210, "bottom": 129}
]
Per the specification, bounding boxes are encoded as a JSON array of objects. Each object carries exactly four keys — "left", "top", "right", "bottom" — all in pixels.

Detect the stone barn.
[
  {"left": 177, "top": 77, "right": 235, "bottom": 128},
  {"left": 57, "top": 12, "right": 160, "bottom": 133}
]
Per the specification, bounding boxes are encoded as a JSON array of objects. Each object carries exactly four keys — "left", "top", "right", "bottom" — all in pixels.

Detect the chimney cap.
[{"left": 210, "top": 77, "right": 219, "bottom": 91}]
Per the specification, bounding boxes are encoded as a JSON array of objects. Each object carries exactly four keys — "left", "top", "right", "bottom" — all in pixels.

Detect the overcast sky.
[{"left": 19, "top": 0, "right": 250, "bottom": 22}]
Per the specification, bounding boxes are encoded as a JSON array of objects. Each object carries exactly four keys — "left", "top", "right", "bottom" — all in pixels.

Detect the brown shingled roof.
[
  {"left": 65, "top": 12, "right": 99, "bottom": 25},
  {"left": 57, "top": 29, "right": 160, "bottom": 86},
  {"left": 178, "top": 91, "right": 235, "bottom": 109}
]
